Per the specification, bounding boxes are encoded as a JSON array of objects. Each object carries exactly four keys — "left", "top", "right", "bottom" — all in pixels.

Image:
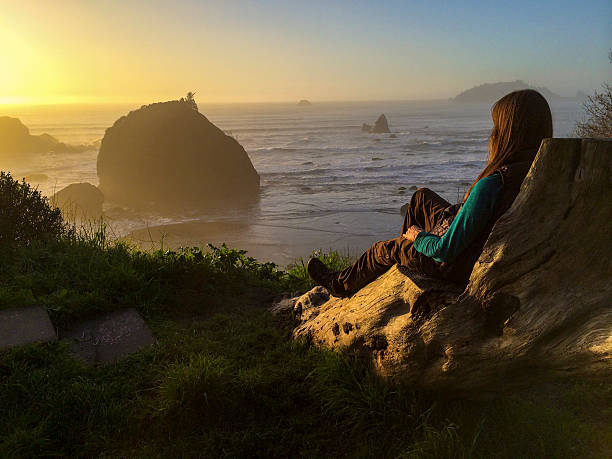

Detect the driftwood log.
[{"left": 288, "top": 138, "right": 612, "bottom": 395}]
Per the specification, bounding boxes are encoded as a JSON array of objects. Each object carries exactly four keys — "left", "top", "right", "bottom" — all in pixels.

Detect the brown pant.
[{"left": 332, "top": 188, "right": 455, "bottom": 295}]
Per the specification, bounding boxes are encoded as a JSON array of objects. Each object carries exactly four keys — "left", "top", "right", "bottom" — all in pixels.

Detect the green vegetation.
[
  {"left": 283, "top": 248, "right": 354, "bottom": 293},
  {"left": 1, "top": 173, "right": 610, "bottom": 457},
  {"left": 575, "top": 50, "right": 612, "bottom": 138},
  {"left": 179, "top": 91, "right": 199, "bottom": 111},
  {"left": 0, "top": 171, "right": 69, "bottom": 246}
]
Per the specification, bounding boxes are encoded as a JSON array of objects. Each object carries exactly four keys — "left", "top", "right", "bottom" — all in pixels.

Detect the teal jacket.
[{"left": 413, "top": 172, "right": 503, "bottom": 263}]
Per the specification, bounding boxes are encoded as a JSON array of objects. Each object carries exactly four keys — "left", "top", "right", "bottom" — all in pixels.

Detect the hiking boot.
[{"left": 307, "top": 257, "right": 350, "bottom": 298}]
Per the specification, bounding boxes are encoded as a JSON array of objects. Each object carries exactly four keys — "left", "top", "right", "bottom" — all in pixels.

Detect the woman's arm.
[{"left": 410, "top": 172, "right": 503, "bottom": 263}]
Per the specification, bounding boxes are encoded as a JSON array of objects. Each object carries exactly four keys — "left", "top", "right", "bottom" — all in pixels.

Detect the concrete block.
[
  {"left": 64, "top": 308, "right": 155, "bottom": 364},
  {"left": 0, "top": 306, "right": 57, "bottom": 350}
]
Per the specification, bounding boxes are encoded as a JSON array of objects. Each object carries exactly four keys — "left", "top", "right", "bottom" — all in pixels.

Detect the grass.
[
  {"left": 0, "top": 226, "right": 610, "bottom": 458},
  {"left": 284, "top": 248, "right": 355, "bottom": 292}
]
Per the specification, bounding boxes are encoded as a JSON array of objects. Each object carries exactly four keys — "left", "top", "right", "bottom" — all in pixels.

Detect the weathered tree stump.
[
  {"left": 291, "top": 138, "right": 612, "bottom": 395},
  {"left": 291, "top": 266, "right": 462, "bottom": 383}
]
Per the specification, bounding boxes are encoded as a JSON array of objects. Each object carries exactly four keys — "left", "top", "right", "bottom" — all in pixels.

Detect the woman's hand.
[{"left": 402, "top": 225, "right": 423, "bottom": 243}]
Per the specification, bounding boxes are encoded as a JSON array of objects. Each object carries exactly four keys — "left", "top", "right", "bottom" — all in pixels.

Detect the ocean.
[{"left": 1, "top": 99, "right": 583, "bottom": 265}]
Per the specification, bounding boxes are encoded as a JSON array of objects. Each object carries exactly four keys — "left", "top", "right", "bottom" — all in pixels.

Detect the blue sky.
[{"left": 1, "top": 0, "right": 610, "bottom": 103}]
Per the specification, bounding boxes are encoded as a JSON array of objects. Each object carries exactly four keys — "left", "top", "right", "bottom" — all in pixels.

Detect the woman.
[{"left": 308, "top": 89, "right": 553, "bottom": 297}]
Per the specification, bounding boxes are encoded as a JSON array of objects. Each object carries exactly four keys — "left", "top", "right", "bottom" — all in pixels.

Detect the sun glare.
[
  {"left": 0, "top": 24, "right": 40, "bottom": 102},
  {"left": 0, "top": 96, "right": 30, "bottom": 105}
]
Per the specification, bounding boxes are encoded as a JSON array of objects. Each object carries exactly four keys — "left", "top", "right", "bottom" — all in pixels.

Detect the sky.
[{"left": 0, "top": 0, "right": 610, "bottom": 104}]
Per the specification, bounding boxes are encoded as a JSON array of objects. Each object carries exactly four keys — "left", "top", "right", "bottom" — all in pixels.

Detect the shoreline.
[{"left": 124, "top": 211, "right": 402, "bottom": 267}]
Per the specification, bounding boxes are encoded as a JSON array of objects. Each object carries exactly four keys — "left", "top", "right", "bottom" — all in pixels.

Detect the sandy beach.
[{"left": 125, "top": 210, "right": 402, "bottom": 267}]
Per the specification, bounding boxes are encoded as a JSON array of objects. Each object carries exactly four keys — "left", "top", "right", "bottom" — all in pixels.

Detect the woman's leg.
[
  {"left": 334, "top": 238, "right": 401, "bottom": 295},
  {"left": 312, "top": 188, "right": 454, "bottom": 297},
  {"left": 401, "top": 188, "right": 452, "bottom": 235},
  {"left": 333, "top": 237, "right": 447, "bottom": 295}
]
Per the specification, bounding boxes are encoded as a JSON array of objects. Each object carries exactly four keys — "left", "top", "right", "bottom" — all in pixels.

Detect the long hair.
[{"left": 464, "top": 89, "right": 553, "bottom": 200}]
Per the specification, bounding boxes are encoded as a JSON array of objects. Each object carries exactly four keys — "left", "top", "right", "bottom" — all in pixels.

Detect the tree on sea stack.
[{"left": 179, "top": 91, "right": 198, "bottom": 111}]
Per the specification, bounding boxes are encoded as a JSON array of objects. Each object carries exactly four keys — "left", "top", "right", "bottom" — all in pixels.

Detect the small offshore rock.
[
  {"left": 361, "top": 114, "right": 391, "bottom": 134},
  {"left": 52, "top": 182, "right": 104, "bottom": 219}
]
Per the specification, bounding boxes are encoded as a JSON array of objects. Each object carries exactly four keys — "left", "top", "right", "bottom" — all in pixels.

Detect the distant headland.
[
  {"left": 0, "top": 116, "right": 91, "bottom": 156},
  {"left": 452, "top": 80, "right": 561, "bottom": 103}
]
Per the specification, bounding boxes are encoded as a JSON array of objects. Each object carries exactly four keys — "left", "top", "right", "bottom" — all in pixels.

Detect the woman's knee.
[
  {"left": 369, "top": 239, "right": 388, "bottom": 254},
  {"left": 413, "top": 187, "right": 432, "bottom": 200},
  {"left": 409, "top": 187, "right": 433, "bottom": 208},
  {"left": 370, "top": 238, "right": 400, "bottom": 264}
]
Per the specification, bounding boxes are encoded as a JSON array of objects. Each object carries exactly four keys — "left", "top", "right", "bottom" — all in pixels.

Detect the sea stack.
[
  {"left": 297, "top": 99, "right": 312, "bottom": 106},
  {"left": 361, "top": 114, "right": 391, "bottom": 133},
  {"left": 97, "top": 100, "right": 260, "bottom": 211},
  {"left": 52, "top": 182, "right": 104, "bottom": 219}
]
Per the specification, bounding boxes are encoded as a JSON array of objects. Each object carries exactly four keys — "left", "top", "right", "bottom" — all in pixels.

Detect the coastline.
[{"left": 124, "top": 210, "right": 402, "bottom": 267}]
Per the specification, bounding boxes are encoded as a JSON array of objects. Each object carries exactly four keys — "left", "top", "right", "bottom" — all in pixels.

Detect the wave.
[
  {"left": 250, "top": 145, "right": 391, "bottom": 155},
  {"left": 230, "top": 124, "right": 361, "bottom": 134},
  {"left": 251, "top": 147, "right": 298, "bottom": 153}
]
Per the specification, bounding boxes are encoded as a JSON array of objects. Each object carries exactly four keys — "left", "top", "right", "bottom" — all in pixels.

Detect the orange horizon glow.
[
  {"left": 0, "top": 94, "right": 456, "bottom": 109},
  {"left": 1, "top": 1, "right": 610, "bottom": 107}
]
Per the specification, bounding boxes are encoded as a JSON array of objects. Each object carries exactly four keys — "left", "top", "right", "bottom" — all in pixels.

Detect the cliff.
[{"left": 289, "top": 138, "right": 612, "bottom": 396}]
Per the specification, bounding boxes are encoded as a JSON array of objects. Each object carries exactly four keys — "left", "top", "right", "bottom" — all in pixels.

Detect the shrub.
[
  {"left": 179, "top": 91, "right": 198, "bottom": 111},
  {"left": 575, "top": 50, "right": 612, "bottom": 137},
  {"left": 0, "top": 171, "right": 68, "bottom": 246}
]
